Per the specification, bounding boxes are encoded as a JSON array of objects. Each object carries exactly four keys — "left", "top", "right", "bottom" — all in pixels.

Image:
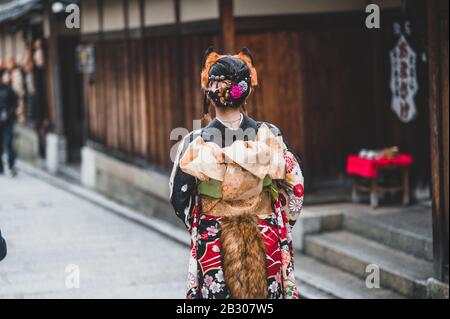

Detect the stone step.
[
  {"left": 58, "top": 164, "right": 82, "bottom": 184},
  {"left": 296, "top": 279, "right": 336, "bottom": 299},
  {"left": 343, "top": 212, "right": 433, "bottom": 261},
  {"left": 304, "top": 231, "right": 434, "bottom": 298},
  {"left": 295, "top": 254, "right": 403, "bottom": 299}
]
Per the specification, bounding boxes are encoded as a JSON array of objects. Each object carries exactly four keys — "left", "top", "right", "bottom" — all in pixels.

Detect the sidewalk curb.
[{"left": 17, "top": 160, "right": 190, "bottom": 248}]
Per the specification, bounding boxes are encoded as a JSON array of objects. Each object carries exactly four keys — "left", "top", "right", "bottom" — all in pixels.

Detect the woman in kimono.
[{"left": 169, "top": 47, "right": 304, "bottom": 299}]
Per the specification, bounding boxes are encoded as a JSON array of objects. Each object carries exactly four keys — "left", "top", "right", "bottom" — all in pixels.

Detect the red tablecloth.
[{"left": 346, "top": 153, "right": 413, "bottom": 179}]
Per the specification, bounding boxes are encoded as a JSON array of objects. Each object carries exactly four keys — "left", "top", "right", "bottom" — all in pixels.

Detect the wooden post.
[
  {"left": 123, "top": 0, "right": 132, "bottom": 152},
  {"left": 174, "top": 0, "right": 185, "bottom": 128},
  {"left": 351, "top": 177, "right": 360, "bottom": 203},
  {"left": 370, "top": 178, "right": 378, "bottom": 209},
  {"left": 427, "top": 0, "right": 448, "bottom": 282},
  {"left": 402, "top": 167, "right": 410, "bottom": 206},
  {"left": 219, "top": 0, "right": 235, "bottom": 53},
  {"left": 45, "top": 0, "right": 64, "bottom": 135},
  {"left": 138, "top": 0, "right": 149, "bottom": 159},
  {"left": 0, "top": 26, "right": 4, "bottom": 58}
]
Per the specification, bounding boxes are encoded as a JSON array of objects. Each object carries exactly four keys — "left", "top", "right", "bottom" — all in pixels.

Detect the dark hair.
[
  {"left": 206, "top": 56, "right": 252, "bottom": 110},
  {"left": 208, "top": 56, "right": 250, "bottom": 83},
  {"left": 0, "top": 68, "right": 5, "bottom": 79},
  {"left": 201, "top": 47, "right": 257, "bottom": 124}
]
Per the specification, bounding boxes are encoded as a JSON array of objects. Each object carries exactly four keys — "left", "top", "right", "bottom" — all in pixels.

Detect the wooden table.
[{"left": 346, "top": 154, "right": 413, "bottom": 208}]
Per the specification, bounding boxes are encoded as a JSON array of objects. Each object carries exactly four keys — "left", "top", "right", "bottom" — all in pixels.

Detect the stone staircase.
[{"left": 294, "top": 205, "right": 443, "bottom": 299}]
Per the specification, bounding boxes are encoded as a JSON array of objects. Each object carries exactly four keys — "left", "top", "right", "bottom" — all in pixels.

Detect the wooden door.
[{"left": 59, "top": 35, "right": 84, "bottom": 162}]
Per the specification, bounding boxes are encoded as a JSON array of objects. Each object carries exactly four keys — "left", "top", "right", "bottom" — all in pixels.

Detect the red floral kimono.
[{"left": 169, "top": 115, "right": 304, "bottom": 299}]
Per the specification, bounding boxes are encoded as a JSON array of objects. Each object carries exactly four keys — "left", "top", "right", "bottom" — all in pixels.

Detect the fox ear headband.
[{"left": 201, "top": 47, "right": 258, "bottom": 112}]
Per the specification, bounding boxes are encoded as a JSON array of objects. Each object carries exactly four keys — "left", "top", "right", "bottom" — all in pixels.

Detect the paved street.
[{"left": 0, "top": 171, "right": 189, "bottom": 299}]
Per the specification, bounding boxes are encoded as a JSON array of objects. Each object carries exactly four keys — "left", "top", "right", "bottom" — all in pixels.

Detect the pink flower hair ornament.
[{"left": 230, "top": 84, "right": 244, "bottom": 99}]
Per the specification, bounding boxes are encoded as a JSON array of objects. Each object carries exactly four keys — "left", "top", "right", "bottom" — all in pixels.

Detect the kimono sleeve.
[
  {"left": 279, "top": 146, "right": 304, "bottom": 229},
  {"left": 169, "top": 134, "right": 197, "bottom": 230},
  {"left": 263, "top": 122, "right": 305, "bottom": 229}
]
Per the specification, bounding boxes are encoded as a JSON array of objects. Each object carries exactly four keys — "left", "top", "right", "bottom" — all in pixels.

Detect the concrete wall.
[
  {"left": 81, "top": 146, "right": 181, "bottom": 228},
  {"left": 13, "top": 125, "right": 40, "bottom": 162}
]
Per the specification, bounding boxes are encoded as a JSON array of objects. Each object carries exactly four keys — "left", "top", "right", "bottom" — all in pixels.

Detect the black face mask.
[{"left": 205, "top": 56, "right": 252, "bottom": 109}]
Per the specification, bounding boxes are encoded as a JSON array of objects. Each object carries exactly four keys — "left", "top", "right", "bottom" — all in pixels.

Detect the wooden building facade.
[{"left": 79, "top": 0, "right": 433, "bottom": 186}]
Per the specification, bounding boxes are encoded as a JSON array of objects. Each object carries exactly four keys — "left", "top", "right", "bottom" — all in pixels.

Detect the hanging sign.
[
  {"left": 76, "top": 45, "right": 95, "bottom": 75},
  {"left": 389, "top": 23, "right": 418, "bottom": 123}
]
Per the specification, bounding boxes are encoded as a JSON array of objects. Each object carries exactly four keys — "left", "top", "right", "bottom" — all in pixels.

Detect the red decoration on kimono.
[{"left": 293, "top": 184, "right": 304, "bottom": 197}]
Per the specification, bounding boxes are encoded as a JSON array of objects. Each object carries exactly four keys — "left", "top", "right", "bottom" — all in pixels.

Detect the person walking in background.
[
  {"left": 5, "top": 56, "right": 26, "bottom": 124},
  {"left": 0, "top": 228, "right": 6, "bottom": 261},
  {"left": 0, "top": 68, "right": 19, "bottom": 176}
]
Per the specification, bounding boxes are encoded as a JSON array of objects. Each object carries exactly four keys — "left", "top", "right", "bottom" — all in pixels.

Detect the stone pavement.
[{"left": 0, "top": 171, "right": 190, "bottom": 299}]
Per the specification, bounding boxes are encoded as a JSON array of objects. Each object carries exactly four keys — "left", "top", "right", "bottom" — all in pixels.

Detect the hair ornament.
[
  {"left": 238, "top": 80, "right": 248, "bottom": 92},
  {"left": 200, "top": 47, "right": 258, "bottom": 109}
]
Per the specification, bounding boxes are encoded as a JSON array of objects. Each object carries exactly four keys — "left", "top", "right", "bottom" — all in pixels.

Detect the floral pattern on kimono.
[{"left": 186, "top": 207, "right": 300, "bottom": 299}]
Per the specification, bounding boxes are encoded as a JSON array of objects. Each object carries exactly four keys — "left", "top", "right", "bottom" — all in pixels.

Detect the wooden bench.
[{"left": 346, "top": 154, "right": 413, "bottom": 208}]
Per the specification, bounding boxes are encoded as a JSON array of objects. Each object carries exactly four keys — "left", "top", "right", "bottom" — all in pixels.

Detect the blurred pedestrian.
[
  {"left": 0, "top": 68, "right": 19, "bottom": 176},
  {"left": 5, "top": 57, "right": 25, "bottom": 124},
  {"left": 0, "top": 229, "right": 6, "bottom": 261}
]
